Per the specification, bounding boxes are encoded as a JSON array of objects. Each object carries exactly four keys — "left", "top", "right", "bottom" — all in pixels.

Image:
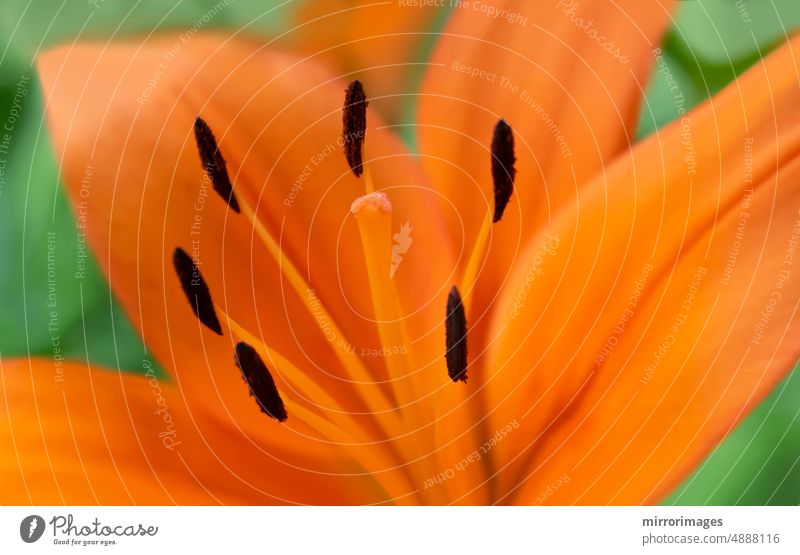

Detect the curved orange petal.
[
  {"left": 517, "top": 158, "right": 800, "bottom": 504},
  {"left": 482, "top": 35, "right": 800, "bottom": 502},
  {"left": 416, "top": 0, "right": 677, "bottom": 354},
  {"left": 38, "top": 35, "right": 456, "bottom": 456},
  {"left": 417, "top": 0, "right": 676, "bottom": 502},
  {"left": 285, "top": 0, "right": 447, "bottom": 123},
  {"left": 0, "top": 359, "right": 381, "bottom": 504}
]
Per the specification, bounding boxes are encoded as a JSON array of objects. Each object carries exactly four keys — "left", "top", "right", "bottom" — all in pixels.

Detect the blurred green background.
[{"left": 0, "top": 0, "right": 798, "bottom": 504}]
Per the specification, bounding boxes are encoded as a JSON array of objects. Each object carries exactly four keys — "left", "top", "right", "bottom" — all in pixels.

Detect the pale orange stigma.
[{"left": 351, "top": 191, "right": 392, "bottom": 216}]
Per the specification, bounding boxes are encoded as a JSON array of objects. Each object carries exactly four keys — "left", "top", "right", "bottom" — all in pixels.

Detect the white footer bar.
[{"left": 1, "top": 506, "right": 797, "bottom": 554}]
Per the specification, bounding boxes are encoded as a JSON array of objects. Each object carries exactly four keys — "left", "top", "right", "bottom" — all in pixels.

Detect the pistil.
[
  {"left": 351, "top": 191, "right": 447, "bottom": 503},
  {"left": 350, "top": 192, "right": 418, "bottom": 414}
]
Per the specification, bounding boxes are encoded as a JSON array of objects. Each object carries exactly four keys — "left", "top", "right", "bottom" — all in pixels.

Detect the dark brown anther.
[
  {"left": 234, "top": 342, "right": 288, "bottom": 422},
  {"left": 193, "top": 117, "right": 241, "bottom": 213},
  {"left": 445, "top": 286, "right": 468, "bottom": 383},
  {"left": 172, "top": 247, "right": 223, "bottom": 335},
  {"left": 342, "top": 80, "right": 368, "bottom": 177},
  {"left": 491, "top": 119, "right": 516, "bottom": 223}
]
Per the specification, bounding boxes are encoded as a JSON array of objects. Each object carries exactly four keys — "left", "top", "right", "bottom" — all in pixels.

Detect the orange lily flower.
[{"left": 3, "top": 1, "right": 800, "bottom": 505}]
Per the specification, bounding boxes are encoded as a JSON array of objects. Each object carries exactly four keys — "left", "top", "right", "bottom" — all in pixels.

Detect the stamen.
[
  {"left": 458, "top": 119, "right": 518, "bottom": 312},
  {"left": 172, "top": 247, "right": 222, "bottom": 335},
  {"left": 230, "top": 194, "right": 409, "bottom": 451},
  {"left": 343, "top": 80, "right": 368, "bottom": 177},
  {"left": 234, "top": 342, "right": 288, "bottom": 422},
  {"left": 445, "top": 286, "right": 468, "bottom": 383},
  {"left": 193, "top": 117, "right": 241, "bottom": 213},
  {"left": 491, "top": 119, "right": 516, "bottom": 223},
  {"left": 219, "top": 308, "right": 424, "bottom": 504}
]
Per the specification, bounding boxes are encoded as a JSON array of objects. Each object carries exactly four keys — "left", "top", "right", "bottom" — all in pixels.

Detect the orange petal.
[
  {"left": 482, "top": 35, "right": 800, "bottom": 503},
  {"left": 0, "top": 359, "right": 381, "bottom": 504},
  {"left": 418, "top": 0, "right": 677, "bottom": 227},
  {"left": 416, "top": 0, "right": 676, "bottom": 328},
  {"left": 38, "top": 35, "right": 456, "bottom": 447},
  {"left": 285, "top": 0, "right": 448, "bottom": 123},
  {"left": 518, "top": 159, "right": 800, "bottom": 504},
  {"left": 416, "top": 0, "right": 676, "bottom": 500}
]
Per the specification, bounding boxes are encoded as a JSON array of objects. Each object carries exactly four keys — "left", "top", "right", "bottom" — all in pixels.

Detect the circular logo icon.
[{"left": 20, "top": 515, "right": 45, "bottom": 543}]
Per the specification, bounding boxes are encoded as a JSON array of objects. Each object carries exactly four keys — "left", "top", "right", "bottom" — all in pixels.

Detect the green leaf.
[
  {"left": 636, "top": 47, "right": 705, "bottom": 139},
  {"left": 672, "top": 0, "right": 800, "bottom": 66},
  {"left": 0, "top": 74, "right": 94, "bottom": 356}
]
